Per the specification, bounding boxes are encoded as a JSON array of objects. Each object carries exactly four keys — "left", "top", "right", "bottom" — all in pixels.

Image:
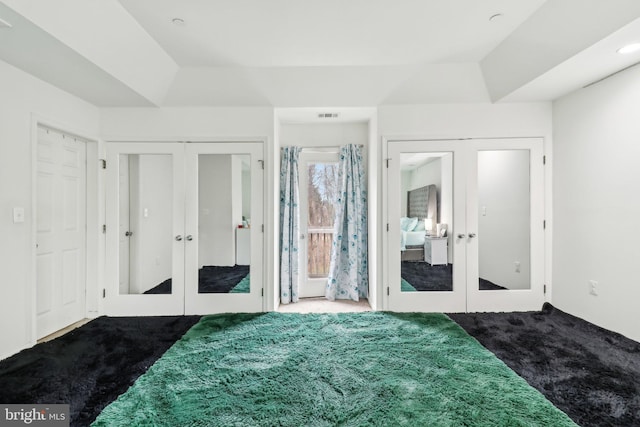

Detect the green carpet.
[
  {"left": 93, "top": 312, "right": 576, "bottom": 427},
  {"left": 229, "top": 274, "right": 250, "bottom": 293},
  {"left": 401, "top": 278, "right": 417, "bottom": 292}
]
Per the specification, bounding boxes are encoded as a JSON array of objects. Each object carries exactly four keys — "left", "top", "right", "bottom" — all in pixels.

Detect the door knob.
[
  {"left": 175, "top": 235, "right": 183, "bottom": 241},
  {"left": 186, "top": 235, "right": 193, "bottom": 241},
  {"left": 457, "top": 234, "right": 466, "bottom": 239},
  {"left": 125, "top": 231, "right": 133, "bottom": 237},
  {"left": 468, "top": 233, "right": 477, "bottom": 238},
  {"left": 300, "top": 233, "right": 306, "bottom": 240}
]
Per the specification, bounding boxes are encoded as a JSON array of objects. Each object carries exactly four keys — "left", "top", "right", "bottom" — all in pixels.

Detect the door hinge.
[
  {"left": 543, "top": 155, "right": 546, "bottom": 165},
  {"left": 387, "top": 286, "right": 390, "bottom": 296},
  {"left": 261, "top": 224, "right": 264, "bottom": 233},
  {"left": 102, "top": 224, "right": 106, "bottom": 234},
  {"left": 543, "top": 220, "right": 546, "bottom": 230},
  {"left": 543, "top": 284, "right": 547, "bottom": 295},
  {"left": 103, "top": 289, "right": 106, "bottom": 298},
  {"left": 387, "top": 223, "right": 389, "bottom": 232},
  {"left": 386, "top": 158, "right": 390, "bottom": 168},
  {"left": 258, "top": 160, "right": 264, "bottom": 170},
  {"left": 261, "top": 288, "right": 264, "bottom": 297},
  {"left": 100, "top": 159, "right": 106, "bottom": 169}
]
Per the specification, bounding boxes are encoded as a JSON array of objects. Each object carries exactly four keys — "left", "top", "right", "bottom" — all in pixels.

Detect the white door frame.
[{"left": 383, "top": 137, "right": 545, "bottom": 313}]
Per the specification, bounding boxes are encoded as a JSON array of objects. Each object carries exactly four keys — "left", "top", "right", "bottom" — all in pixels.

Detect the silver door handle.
[
  {"left": 300, "top": 233, "right": 305, "bottom": 239},
  {"left": 457, "top": 234, "right": 466, "bottom": 239},
  {"left": 175, "top": 235, "right": 183, "bottom": 241},
  {"left": 186, "top": 235, "right": 193, "bottom": 241},
  {"left": 468, "top": 233, "right": 477, "bottom": 238}
]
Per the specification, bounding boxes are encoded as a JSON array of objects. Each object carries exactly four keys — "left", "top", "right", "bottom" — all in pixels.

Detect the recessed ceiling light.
[
  {"left": 489, "top": 13, "right": 503, "bottom": 22},
  {"left": 0, "top": 17, "right": 12, "bottom": 29},
  {"left": 171, "top": 18, "right": 186, "bottom": 26},
  {"left": 617, "top": 43, "right": 640, "bottom": 54}
]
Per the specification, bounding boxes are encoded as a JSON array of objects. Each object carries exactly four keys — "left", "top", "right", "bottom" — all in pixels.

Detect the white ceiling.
[{"left": 1, "top": 0, "right": 640, "bottom": 108}]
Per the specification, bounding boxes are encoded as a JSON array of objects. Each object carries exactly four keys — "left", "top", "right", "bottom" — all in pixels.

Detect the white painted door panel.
[{"left": 36, "top": 127, "right": 86, "bottom": 338}]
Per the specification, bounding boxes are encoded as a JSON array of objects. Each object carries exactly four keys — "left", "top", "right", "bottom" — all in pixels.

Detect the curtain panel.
[
  {"left": 326, "top": 144, "right": 369, "bottom": 301},
  {"left": 279, "top": 146, "right": 302, "bottom": 304}
]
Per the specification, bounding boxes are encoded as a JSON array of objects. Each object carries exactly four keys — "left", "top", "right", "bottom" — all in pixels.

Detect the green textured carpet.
[
  {"left": 93, "top": 312, "right": 576, "bottom": 427},
  {"left": 229, "top": 274, "right": 250, "bottom": 293},
  {"left": 401, "top": 278, "right": 417, "bottom": 292}
]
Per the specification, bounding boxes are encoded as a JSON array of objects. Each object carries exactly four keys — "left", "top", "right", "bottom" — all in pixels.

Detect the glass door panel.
[
  {"left": 299, "top": 152, "right": 339, "bottom": 298},
  {"left": 477, "top": 150, "right": 531, "bottom": 291},
  {"left": 118, "top": 154, "right": 174, "bottom": 295},
  {"left": 399, "top": 152, "right": 453, "bottom": 292},
  {"left": 184, "top": 143, "right": 263, "bottom": 314},
  {"left": 105, "top": 143, "right": 185, "bottom": 316}
]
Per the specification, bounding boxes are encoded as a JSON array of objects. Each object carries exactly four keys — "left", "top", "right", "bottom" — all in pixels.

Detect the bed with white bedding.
[{"left": 401, "top": 184, "right": 438, "bottom": 261}]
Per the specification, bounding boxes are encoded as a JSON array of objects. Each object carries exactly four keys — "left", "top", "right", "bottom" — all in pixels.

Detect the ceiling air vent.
[{"left": 317, "top": 113, "right": 339, "bottom": 119}]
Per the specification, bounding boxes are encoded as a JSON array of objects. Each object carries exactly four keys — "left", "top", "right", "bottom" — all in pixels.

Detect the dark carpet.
[
  {"left": 0, "top": 316, "right": 200, "bottom": 427},
  {"left": 449, "top": 303, "right": 640, "bottom": 427},
  {"left": 401, "top": 261, "right": 505, "bottom": 291},
  {"left": 144, "top": 264, "right": 249, "bottom": 294}
]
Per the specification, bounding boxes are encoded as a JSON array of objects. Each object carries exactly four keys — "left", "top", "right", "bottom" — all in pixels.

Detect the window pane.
[
  {"left": 307, "top": 162, "right": 338, "bottom": 279},
  {"left": 307, "top": 163, "right": 339, "bottom": 228}
]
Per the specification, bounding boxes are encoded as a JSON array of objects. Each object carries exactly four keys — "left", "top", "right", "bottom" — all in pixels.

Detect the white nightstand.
[{"left": 424, "top": 236, "right": 447, "bottom": 266}]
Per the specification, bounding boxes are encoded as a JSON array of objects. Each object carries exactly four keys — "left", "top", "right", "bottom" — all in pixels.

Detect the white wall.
[
  {"left": 378, "top": 103, "right": 553, "bottom": 309},
  {"left": 553, "top": 65, "right": 640, "bottom": 342},
  {"left": 478, "top": 150, "right": 530, "bottom": 290},
  {"left": 0, "top": 59, "right": 100, "bottom": 359},
  {"left": 242, "top": 169, "right": 251, "bottom": 220},
  {"left": 280, "top": 122, "right": 368, "bottom": 148}
]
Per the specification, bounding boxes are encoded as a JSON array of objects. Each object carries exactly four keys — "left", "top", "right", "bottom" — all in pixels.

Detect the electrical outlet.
[
  {"left": 514, "top": 261, "right": 521, "bottom": 273},
  {"left": 589, "top": 280, "right": 598, "bottom": 296}
]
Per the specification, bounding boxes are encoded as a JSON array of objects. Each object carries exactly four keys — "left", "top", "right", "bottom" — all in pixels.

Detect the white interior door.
[
  {"left": 298, "top": 151, "right": 340, "bottom": 298},
  {"left": 36, "top": 126, "right": 87, "bottom": 338},
  {"left": 466, "top": 139, "right": 545, "bottom": 312},
  {"left": 386, "top": 138, "right": 545, "bottom": 313},
  {"left": 387, "top": 140, "right": 467, "bottom": 312},
  {"left": 184, "top": 143, "right": 264, "bottom": 314},
  {"left": 105, "top": 143, "right": 185, "bottom": 316}
]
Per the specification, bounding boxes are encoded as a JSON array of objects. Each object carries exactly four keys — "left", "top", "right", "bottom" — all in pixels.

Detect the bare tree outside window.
[{"left": 307, "top": 163, "right": 339, "bottom": 278}]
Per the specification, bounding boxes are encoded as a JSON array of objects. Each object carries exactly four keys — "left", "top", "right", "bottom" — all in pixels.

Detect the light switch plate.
[{"left": 13, "top": 207, "right": 25, "bottom": 223}]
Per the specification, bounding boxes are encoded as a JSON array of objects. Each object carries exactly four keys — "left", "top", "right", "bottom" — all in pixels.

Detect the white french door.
[
  {"left": 36, "top": 126, "right": 87, "bottom": 338},
  {"left": 298, "top": 151, "right": 340, "bottom": 298},
  {"left": 386, "top": 138, "right": 544, "bottom": 313},
  {"left": 105, "top": 142, "right": 263, "bottom": 316},
  {"left": 184, "top": 143, "right": 263, "bottom": 314}
]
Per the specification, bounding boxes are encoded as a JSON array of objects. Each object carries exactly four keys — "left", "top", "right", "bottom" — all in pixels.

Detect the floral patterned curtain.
[
  {"left": 326, "top": 144, "right": 368, "bottom": 301},
  {"left": 279, "top": 146, "right": 302, "bottom": 304}
]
